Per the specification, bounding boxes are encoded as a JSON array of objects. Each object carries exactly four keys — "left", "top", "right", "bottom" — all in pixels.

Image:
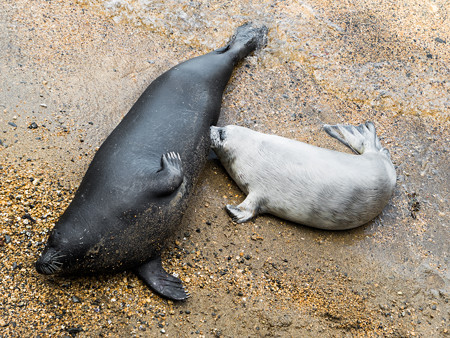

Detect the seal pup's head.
[
  {"left": 210, "top": 125, "right": 242, "bottom": 166},
  {"left": 210, "top": 126, "right": 228, "bottom": 150},
  {"left": 210, "top": 125, "right": 254, "bottom": 150},
  {"left": 210, "top": 125, "right": 262, "bottom": 183}
]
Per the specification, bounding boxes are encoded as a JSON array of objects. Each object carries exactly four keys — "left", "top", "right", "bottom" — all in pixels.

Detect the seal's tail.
[
  {"left": 323, "top": 122, "right": 390, "bottom": 157},
  {"left": 217, "top": 22, "right": 268, "bottom": 63}
]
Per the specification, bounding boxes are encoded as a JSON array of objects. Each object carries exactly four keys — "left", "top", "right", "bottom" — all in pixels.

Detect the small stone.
[
  {"left": 67, "top": 327, "right": 83, "bottom": 335},
  {"left": 5, "top": 235, "right": 11, "bottom": 244},
  {"left": 431, "top": 304, "right": 437, "bottom": 310},
  {"left": 72, "top": 296, "right": 81, "bottom": 303},
  {"left": 435, "top": 37, "right": 446, "bottom": 43},
  {"left": 40, "top": 103, "right": 47, "bottom": 108},
  {"left": 160, "top": 328, "right": 166, "bottom": 334},
  {"left": 278, "top": 314, "right": 293, "bottom": 327},
  {"left": 8, "top": 122, "right": 17, "bottom": 128},
  {"left": 28, "top": 122, "right": 38, "bottom": 129}
]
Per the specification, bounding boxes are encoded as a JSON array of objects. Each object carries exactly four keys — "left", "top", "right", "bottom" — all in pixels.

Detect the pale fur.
[{"left": 210, "top": 123, "right": 396, "bottom": 230}]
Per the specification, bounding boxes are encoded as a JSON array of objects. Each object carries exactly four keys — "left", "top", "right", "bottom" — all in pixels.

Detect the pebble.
[
  {"left": 5, "top": 235, "right": 11, "bottom": 244},
  {"left": 160, "top": 329, "right": 166, "bottom": 334},
  {"left": 28, "top": 122, "right": 38, "bottom": 129},
  {"left": 8, "top": 122, "right": 17, "bottom": 128},
  {"left": 67, "top": 327, "right": 83, "bottom": 335}
]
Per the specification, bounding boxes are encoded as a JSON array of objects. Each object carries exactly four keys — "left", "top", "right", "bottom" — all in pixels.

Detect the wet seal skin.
[
  {"left": 35, "top": 23, "right": 268, "bottom": 301},
  {"left": 211, "top": 122, "right": 396, "bottom": 230}
]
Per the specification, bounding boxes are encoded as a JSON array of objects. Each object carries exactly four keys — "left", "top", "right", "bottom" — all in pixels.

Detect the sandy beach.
[{"left": 0, "top": 0, "right": 448, "bottom": 336}]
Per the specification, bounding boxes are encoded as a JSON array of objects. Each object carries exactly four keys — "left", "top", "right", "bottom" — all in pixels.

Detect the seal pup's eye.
[{"left": 219, "top": 129, "right": 226, "bottom": 141}]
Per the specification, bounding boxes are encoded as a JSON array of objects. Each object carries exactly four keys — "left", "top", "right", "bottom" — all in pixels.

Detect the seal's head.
[
  {"left": 210, "top": 126, "right": 228, "bottom": 150},
  {"left": 210, "top": 125, "right": 249, "bottom": 153},
  {"left": 210, "top": 125, "right": 252, "bottom": 169},
  {"left": 35, "top": 208, "right": 109, "bottom": 276},
  {"left": 35, "top": 217, "right": 90, "bottom": 275}
]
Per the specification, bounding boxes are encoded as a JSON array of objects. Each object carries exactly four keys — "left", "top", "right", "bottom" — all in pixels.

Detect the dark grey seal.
[
  {"left": 210, "top": 122, "right": 396, "bottom": 230},
  {"left": 35, "top": 23, "right": 268, "bottom": 301}
]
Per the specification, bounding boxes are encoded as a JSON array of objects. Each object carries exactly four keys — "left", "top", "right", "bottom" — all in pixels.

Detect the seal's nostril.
[
  {"left": 219, "top": 129, "right": 225, "bottom": 141},
  {"left": 35, "top": 247, "right": 61, "bottom": 275}
]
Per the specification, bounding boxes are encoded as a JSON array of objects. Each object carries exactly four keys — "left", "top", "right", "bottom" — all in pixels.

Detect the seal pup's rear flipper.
[
  {"left": 323, "top": 121, "right": 385, "bottom": 155},
  {"left": 152, "top": 152, "right": 184, "bottom": 196},
  {"left": 134, "top": 256, "right": 189, "bottom": 301}
]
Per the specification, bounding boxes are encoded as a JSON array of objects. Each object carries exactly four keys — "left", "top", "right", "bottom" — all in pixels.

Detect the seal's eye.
[{"left": 219, "top": 129, "right": 226, "bottom": 141}]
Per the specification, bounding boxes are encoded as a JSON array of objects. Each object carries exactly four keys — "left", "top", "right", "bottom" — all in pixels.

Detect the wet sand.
[{"left": 0, "top": 0, "right": 448, "bottom": 336}]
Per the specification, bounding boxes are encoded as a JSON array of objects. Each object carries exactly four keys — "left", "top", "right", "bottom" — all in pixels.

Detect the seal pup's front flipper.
[
  {"left": 134, "top": 256, "right": 189, "bottom": 301},
  {"left": 226, "top": 193, "right": 260, "bottom": 223},
  {"left": 152, "top": 152, "right": 184, "bottom": 196},
  {"left": 323, "top": 121, "right": 383, "bottom": 155}
]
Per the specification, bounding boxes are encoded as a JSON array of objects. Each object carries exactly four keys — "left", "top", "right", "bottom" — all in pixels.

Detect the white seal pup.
[{"left": 210, "top": 122, "right": 396, "bottom": 230}]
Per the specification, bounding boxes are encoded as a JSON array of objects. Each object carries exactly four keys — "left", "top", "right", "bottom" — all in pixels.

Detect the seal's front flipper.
[
  {"left": 226, "top": 194, "right": 259, "bottom": 223},
  {"left": 153, "top": 152, "right": 184, "bottom": 196},
  {"left": 134, "top": 256, "right": 189, "bottom": 301},
  {"left": 323, "top": 121, "right": 383, "bottom": 155},
  {"left": 226, "top": 205, "right": 255, "bottom": 223}
]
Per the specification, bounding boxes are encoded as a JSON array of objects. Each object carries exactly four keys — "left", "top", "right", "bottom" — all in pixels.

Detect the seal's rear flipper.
[
  {"left": 323, "top": 121, "right": 384, "bottom": 155},
  {"left": 134, "top": 256, "right": 189, "bottom": 301},
  {"left": 217, "top": 22, "right": 268, "bottom": 64},
  {"left": 153, "top": 152, "right": 184, "bottom": 196}
]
